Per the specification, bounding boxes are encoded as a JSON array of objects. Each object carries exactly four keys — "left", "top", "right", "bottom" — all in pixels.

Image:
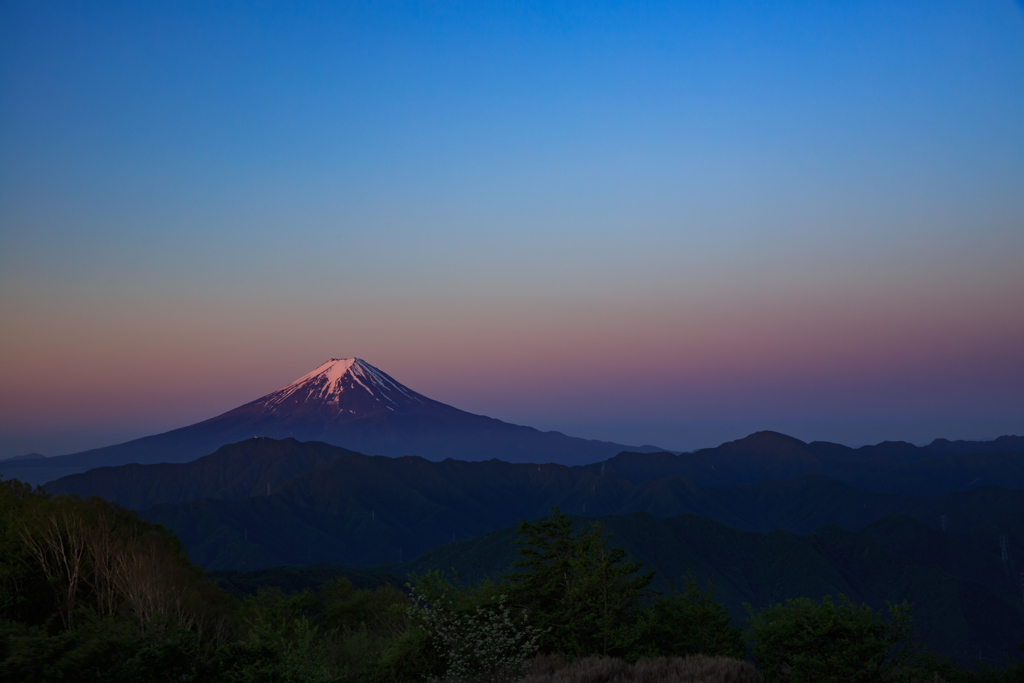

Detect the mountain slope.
[
  {"left": 139, "top": 465, "right": 1024, "bottom": 573},
  {"left": 44, "top": 438, "right": 352, "bottom": 510},
  {"left": 118, "top": 437, "right": 1010, "bottom": 571},
  {"left": 586, "top": 431, "right": 1024, "bottom": 495},
  {"left": 42, "top": 435, "right": 1024, "bottom": 571},
  {"left": 1, "top": 358, "right": 663, "bottom": 485},
  {"left": 48, "top": 432, "right": 1024, "bottom": 513}
]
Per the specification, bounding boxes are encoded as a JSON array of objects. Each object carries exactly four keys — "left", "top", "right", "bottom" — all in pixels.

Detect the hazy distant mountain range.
[
  {"left": 1, "top": 358, "right": 664, "bottom": 485},
  {"left": 0, "top": 452, "right": 45, "bottom": 462}
]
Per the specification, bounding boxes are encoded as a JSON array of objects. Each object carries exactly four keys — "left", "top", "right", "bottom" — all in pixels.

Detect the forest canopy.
[{"left": 0, "top": 482, "right": 1016, "bottom": 683}]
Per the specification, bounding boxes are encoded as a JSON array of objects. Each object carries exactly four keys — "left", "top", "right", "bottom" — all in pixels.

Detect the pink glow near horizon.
[{"left": 2, "top": 264, "right": 1021, "bottom": 455}]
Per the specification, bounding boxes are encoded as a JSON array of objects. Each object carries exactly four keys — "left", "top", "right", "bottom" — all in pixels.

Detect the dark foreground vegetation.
[{"left": 3, "top": 480, "right": 1024, "bottom": 682}]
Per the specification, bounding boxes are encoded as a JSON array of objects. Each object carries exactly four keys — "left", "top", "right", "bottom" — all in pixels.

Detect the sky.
[{"left": 1, "top": 1, "right": 1023, "bottom": 458}]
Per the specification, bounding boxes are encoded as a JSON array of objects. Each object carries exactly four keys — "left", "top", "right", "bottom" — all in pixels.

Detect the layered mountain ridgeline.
[
  {"left": 0, "top": 358, "right": 665, "bottom": 485},
  {"left": 46, "top": 431, "right": 1024, "bottom": 510},
  {"left": 43, "top": 438, "right": 355, "bottom": 510},
  {"left": 0, "top": 452, "right": 45, "bottom": 462},
  {"left": 38, "top": 435, "right": 1021, "bottom": 570},
  {"left": 590, "top": 431, "right": 1024, "bottom": 495}
]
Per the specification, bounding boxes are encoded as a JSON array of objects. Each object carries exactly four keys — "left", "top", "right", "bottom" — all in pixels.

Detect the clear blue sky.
[{"left": 2, "top": 1, "right": 1023, "bottom": 457}]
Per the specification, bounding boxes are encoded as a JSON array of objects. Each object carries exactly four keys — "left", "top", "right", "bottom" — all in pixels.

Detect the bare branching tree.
[
  {"left": 84, "top": 507, "right": 120, "bottom": 617},
  {"left": 19, "top": 501, "right": 89, "bottom": 629}
]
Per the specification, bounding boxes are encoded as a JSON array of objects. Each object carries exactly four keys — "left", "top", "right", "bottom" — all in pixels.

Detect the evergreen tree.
[
  {"left": 505, "top": 508, "right": 654, "bottom": 657},
  {"left": 639, "top": 574, "right": 745, "bottom": 660}
]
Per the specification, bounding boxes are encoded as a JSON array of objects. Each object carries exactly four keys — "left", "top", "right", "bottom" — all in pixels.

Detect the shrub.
[
  {"left": 211, "top": 588, "right": 334, "bottom": 683},
  {"left": 748, "top": 595, "right": 915, "bottom": 683},
  {"left": 409, "top": 571, "right": 545, "bottom": 683},
  {"left": 318, "top": 577, "right": 408, "bottom": 638},
  {"left": 519, "top": 655, "right": 762, "bottom": 683},
  {"left": 0, "top": 615, "right": 204, "bottom": 683},
  {"left": 632, "top": 656, "right": 763, "bottom": 683},
  {"left": 525, "top": 652, "right": 567, "bottom": 677}
]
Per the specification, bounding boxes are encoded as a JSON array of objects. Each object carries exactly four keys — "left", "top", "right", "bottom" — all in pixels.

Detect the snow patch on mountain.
[{"left": 260, "top": 358, "right": 425, "bottom": 411}]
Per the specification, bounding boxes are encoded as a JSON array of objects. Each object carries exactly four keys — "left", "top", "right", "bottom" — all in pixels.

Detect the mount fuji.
[{"left": 2, "top": 358, "right": 665, "bottom": 484}]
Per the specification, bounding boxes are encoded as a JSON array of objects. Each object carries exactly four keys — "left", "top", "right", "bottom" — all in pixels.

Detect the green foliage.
[
  {"left": 506, "top": 508, "right": 654, "bottom": 658},
  {"left": 0, "top": 615, "right": 204, "bottom": 683},
  {"left": 0, "top": 477, "right": 234, "bottom": 637},
  {"left": 748, "top": 595, "right": 915, "bottom": 683},
  {"left": 208, "top": 578, "right": 444, "bottom": 683},
  {"left": 898, "top": 647, "right": 1024, "bottom": 683},
  {"left": 211, "top": 564, "right": 402, "bottom": 600},
  {"left": 409, "top": 570, "right": 545, "bottom": 682},
  {"left": 211, "top": 588, "right": 335, "bottom": 683},
  {"left": 318, "top": 578, "right": 420, "bottom": 682},
  {"left": 636, "top": 574, "right": 745, "bottom": 660},
  {"left": 318, "top": 577, "right": 407, "bottom": 637},
  {"left": 0, "top": 478, "right": 234, "bottom": 682}
]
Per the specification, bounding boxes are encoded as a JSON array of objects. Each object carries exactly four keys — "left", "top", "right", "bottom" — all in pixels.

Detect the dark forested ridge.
[
  {"left": 588, "top": 431, "right": 1024, "bottom": 494},
  {"left": 32, "top": 434, "right": 1024, "bottom": 570},
  {"left": 38, "top": 432, "right": 1024, "bottom": 502},
  {"left": 43, "top": 438, "right": 356, "bottom": 510},
  {"left": 138, "top": 464, "right": 968, "bottom": 570}
]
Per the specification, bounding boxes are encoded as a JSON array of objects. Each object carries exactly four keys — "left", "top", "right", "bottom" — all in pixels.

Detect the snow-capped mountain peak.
[
  {"left": 10, "top": 356, "right": 661, "bottom": 479},
  {"left": 251, "top": 358, "right": 428, "bottom": 418}
]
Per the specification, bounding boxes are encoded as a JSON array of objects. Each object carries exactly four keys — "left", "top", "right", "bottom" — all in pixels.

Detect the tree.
[
  {"left": 18, "top": 496, "right": 89, "bottom": 629},
  {"left": 639, "top": 574, "right": 745, "bottom": 660},
  {"left": 0, "top": 479, "right": 55, "bottom": 626},
  {"left": 408, "top": 571, "right": 545, "bottom": 683},
  {"left": 2, "top": 480, "right": 233, "bottom": 645},
  {"left": 748, "top": 595, "right": 915, "bottom": 683},
  {"left": 505, "top": 508, "right": 654, "bottom": 657}
]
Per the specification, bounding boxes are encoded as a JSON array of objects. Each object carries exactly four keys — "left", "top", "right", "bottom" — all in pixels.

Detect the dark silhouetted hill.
[
  {"left": 44, "top": 438, "right": 351, "bottom": 510},
  {"left": 37, "top": 435, "right": 1024, "bottom": 572},
  {"left": 46, "top": 431, "right": 1024, "bottom": 511},
  {"left": 586, "top": 431, "right": 1024, "bottom": 495},
  {"left": 55, "top": 438, "right": 999, "bottom": 574}
]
